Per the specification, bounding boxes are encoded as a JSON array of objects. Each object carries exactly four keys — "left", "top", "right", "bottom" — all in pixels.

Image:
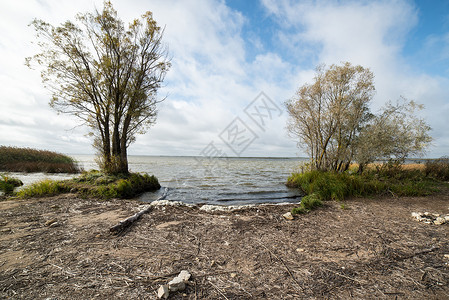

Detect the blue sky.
[{"left": 0, "top": 0, "right": 448, "bottom": 158}]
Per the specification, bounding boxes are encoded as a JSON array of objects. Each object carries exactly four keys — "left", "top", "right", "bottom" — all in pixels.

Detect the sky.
[{"left": 0, "top": 0, "right": 448, "bottom": 158}]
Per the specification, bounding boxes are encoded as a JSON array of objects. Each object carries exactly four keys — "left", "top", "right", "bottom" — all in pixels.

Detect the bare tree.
[{"left": 26, "top": 1, "right": 170, "bottom": 174}]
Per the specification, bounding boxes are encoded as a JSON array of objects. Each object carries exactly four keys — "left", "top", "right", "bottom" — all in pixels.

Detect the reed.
[
  {"left": 288, "top": 166, "right": 440, "bottom": 215},
  {"left": 0, "top": 146, "right": 81, "bottom": 173}
]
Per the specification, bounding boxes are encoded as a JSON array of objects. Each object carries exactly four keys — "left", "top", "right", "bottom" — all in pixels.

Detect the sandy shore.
[{"left": 1, "top": 192, "right": 448, "bottom": 299}]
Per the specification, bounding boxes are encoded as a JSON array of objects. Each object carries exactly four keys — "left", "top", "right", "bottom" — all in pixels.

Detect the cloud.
[
  {"left": 0, "top": 0, "right": 448, "bottom": 158},
  {"left": 261, "top": 0, "right": 449, "bottom": 157}
]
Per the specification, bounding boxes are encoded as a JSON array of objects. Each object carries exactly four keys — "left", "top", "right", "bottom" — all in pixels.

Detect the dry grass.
[
  {"left": 0, "top": 146, "right": 81, "bottom": 173},
  {"left": 348, "top": 163, "right": 426, "bottom": 171}
]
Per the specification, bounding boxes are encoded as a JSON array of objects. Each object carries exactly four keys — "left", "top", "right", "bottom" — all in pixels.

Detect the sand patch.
[{"left": 70, "top": 210, "right": 128, "bottom": 227}]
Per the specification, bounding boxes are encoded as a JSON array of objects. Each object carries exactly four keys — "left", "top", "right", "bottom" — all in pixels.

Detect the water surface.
[{"left": 12, "top": 155, "right": 306, "bottom": 206}]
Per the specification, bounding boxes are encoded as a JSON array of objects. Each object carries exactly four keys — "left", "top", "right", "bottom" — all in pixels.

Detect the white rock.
[
  {"left": 444, "top": 215, "right": 449, "bottom": 222},
  {"left": 434, "top": 217, "right": 446, "bottom": 225},
  {"left": 157, "top": 285, "right": 169, "bottom": 299},
  {"left": 178, "top": 270, "right": 191, "bottom": 282},
  {"left": 199, "top": 204, "right": 255, "bottom": 212},
  {"left": 168, "top": 270, "right": 191, "bottom": 292},
  {"left": 283, "top": 212, "right": 294, "bottom": 220},
  {"left": 150, "top": 200, "right": 194, "bottom": 207},
  {"left": 168, "top": 276, "right": 185, "bottom": 292},
  {"left": 411, "top": 212, "right": 421, "bottom": 219}
]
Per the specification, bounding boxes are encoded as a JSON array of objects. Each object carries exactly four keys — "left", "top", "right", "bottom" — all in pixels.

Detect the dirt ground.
[{"left": 0, "top": 190, "right": 448, "bottom": 299}]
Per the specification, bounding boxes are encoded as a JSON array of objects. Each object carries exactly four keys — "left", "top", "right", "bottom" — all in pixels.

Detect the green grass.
[
  {"left": 288, "top": 167, "right": 441, "bottom": 215},
  {"left": 16, "top": 179, "right": 69, "bottom": 198},
  {"left": 16, "top": 170, "right": 160, "bottom": 199},
  {"left": 291, "top": 193, "right": 322, "bottom": 214},
  {"left": 0, "top": 174, "right": 23, "bottom": 195},
  {"left": 0, "top": 146, "right": 81, "bottom": 173}
]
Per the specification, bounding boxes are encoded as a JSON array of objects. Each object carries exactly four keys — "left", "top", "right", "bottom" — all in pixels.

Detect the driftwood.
[{"left": 109, "top": 188, "right": 168, "bottom": 233}]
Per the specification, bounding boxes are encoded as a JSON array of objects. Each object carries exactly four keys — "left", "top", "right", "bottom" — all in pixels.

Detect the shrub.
[
  {"left": 288, "top": 166, "right": 438, "bottom": 213},
  {"left": 292, "top": 193, "right": 323, "bottom": 214},
  {"left": 425, "top": 157, "right": 449, "bottom": 181},
  {"left": 0, "top": 174, "right": 24, "bottom": 195},
  {"left": 16, "top": 170, "right": 161, "bottom": 199},
  {"left": 287, "top": 171, "right": 353, "bottom": 200}
]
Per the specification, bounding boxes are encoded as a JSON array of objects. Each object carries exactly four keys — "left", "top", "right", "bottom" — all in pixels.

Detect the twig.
[
  {"left": 109, "top": 188, "right": 168, "bottom": 233},
  {"left": 322, "top": 267, "right": 365, "bottom": 285},
  {"left": 397, "top": 247, "right": 439, "bottom": 261},
  {"left": 110, "top": 261, "right": 126, "bottom": 271},
  {"left": 104, "top": 269, "right": 179, "bottom": 281},
  {"left": 208, "top": 280, "right": 229, "bottom": 300},
  {"left": 387, "top": 188, "right": 398, "bottom": 199},
  {"left": 384, "top": 292, "right": 405, "bottom": 295},
  {"left": 50, "top": 263, "right": 76, "bottom": 276},
  {"left": 194, "top": 270, "right": 238, "bottom": 278},
  {"left": 194, "top": 279, "right": 198, "bottom": 300},
  {"left": 258, "top": 242, "right": 303, "bottom": 291}
]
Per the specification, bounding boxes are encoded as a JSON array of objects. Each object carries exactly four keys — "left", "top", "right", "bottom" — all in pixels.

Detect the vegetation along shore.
[{"left": 0, "top": 146, "right": 81, "bottom": 174}]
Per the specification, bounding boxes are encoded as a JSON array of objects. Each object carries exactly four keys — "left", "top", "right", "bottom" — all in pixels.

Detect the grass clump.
[
  {"left": 16, "top": 179, "right": 69, "bottom": 198},
  {"left": 0, "top": 174, "right": 23, "bottom": 195},
  {"left": 288, "top": 165, "right": 440, "bottom": 214},
  {"left": 291, "top": 193, "right": 322, "bottom": 214},
  {"left": 16, "top": 170, "right": 160, "bottom": 199},
  {"left": 425, "top": 157, "right": 449, "bottom": 181},
  {"left": 0, "top": 146, "right": 81, "bottom": 173}
]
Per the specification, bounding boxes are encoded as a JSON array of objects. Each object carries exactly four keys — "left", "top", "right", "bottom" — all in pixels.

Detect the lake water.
[{"left": 11, "top": 155, "right": 306, "bottom": 206}]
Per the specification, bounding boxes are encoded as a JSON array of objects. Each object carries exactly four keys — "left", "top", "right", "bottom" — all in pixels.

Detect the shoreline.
[{"left": 1, "top": 192, "right": 448, "bottom": 299}]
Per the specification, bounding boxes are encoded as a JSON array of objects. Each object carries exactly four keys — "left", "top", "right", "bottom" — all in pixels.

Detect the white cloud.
[
  {"left": 261, "top": 0, "right": 449, "bottom": 157},
  {"left": 0, "top": 0, "right": 448, "bottom": 158}
]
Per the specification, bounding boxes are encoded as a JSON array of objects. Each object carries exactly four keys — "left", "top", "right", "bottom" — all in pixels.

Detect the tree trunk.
[
  {"left": 119, "top": 136, "right": 128, "bottom": 174},
  {"left": 112, "top": 112, "right": 121, "bottom": 156},
  {"left": 118, "top": 112, "right": 132, "bottom": 174},
  {"left": 102, "top": 119, "right": 112, "bottom": 172},
  {"left": 358, "top": 163, "right": 365, "bottom": 174}
]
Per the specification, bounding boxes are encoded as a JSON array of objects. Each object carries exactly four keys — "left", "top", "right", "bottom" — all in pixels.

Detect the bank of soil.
[{"left": 0, "top": 191, "right": 448, "bottom": 299}]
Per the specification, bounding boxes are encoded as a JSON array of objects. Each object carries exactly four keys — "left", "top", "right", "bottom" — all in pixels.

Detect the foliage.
[
  {"left": 291, "top": 193, "right": 322, "bottom": 214},
  {"left": 288, "top": 166, "right": 439, "bottom": 213},
  {"left": 425, "top": 157, "right": 449, "bottom": 181},
  {"left": 286, "top": 62, "right": 432, "bottom": 173},
  {"left": 0, "top": 146, "right": 81, "bottom": 173},
  {"left": 16, "top": 170, "right": 160, "bottom": 199},
  {"left": 26, "top": 1, "right": 170, "bottom": 174},
  {"left": 355, "top": 98, "right": 432, "bottom": 172},
  {"left": 286, "top": 62, "right": 375, "bottom": 172},
  {"left": 0, "top": 174, "right": 24, "bottom": 195}
]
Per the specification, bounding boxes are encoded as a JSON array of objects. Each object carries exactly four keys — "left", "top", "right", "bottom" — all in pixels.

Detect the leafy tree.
[
  {"left": 26, "top": 1, "right": 170, "bottom": 174},
  {"left": 354, "top": 98, "right": 432, "bottom": 173},
  {"left": 286, "top": 62, "right": 375, "bottom": 172},
  {"left": 286, "top": 62, "right": 432, "bottom": 173}
]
